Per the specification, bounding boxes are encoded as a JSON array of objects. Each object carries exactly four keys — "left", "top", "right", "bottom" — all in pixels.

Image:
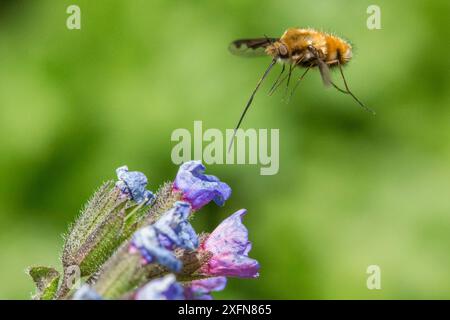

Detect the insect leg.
[
  {"left": 269, "top": 57, "right": 305, "bottom": 97},
  {"left": 268, "top": 63, "right": 286, "bottom": 95},
  {"left": 331, "top": 61, "right": 376, "bottom": 115},
  {"left": 283, "top": 57, "right": 308, "bottom": 102},
  {"left": 325, "top": 60, "right": 346, "bottom": 92},
  {"left": 330, "top": 81, "right": 349, "bottom": 94},
  {"left": 228, "top": 59, "right": 277, "bottom": 152},
  {"left": 288, "top": 64, "right": 312, "bottom": 101},
  {"left": 268, "top": 72, "right": 288, "bottom": 96},
  {"left": 285, "top": 64, "right": 293, "bottom": 89},
  {"left": 283, "top": 64, "right": 295, "bottom": 100}
]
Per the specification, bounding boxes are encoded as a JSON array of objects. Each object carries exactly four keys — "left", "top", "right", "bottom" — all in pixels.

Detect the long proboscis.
[{"left": 228, "top": 59, "right": 277, "bottom": 153}]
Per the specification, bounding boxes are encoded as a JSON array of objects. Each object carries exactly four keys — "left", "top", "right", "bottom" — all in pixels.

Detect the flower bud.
[{"left": 61, "top": 167, "right": 154, "bottom": 281}]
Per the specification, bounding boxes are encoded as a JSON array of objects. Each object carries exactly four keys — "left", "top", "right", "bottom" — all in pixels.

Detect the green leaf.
[{"left": 27, "top": 266, "right": 60, "bottom": 300}]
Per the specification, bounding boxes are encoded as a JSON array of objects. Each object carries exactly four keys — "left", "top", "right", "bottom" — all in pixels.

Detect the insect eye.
[{"left": 278, "top": 44, "right": 288, "bottom": 57}]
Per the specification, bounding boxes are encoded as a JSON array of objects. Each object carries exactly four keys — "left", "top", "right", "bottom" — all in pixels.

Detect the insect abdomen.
[{"left": 325, "top": 34, "right": 352, "bottom": 65}]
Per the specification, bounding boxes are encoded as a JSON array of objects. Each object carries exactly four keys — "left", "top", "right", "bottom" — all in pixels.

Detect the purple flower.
[
  {"left": 134, "top": 274, "right": 184, "bottom": 300},
  {"left": 116, "top": 166, "right": 154, "bottom": 205},
  {"left": 199, "top": 210, "right": 260, "bottom": 278},
  {"left": 173, "top": 161, "right": 231, "bottom": 211},
  {"left": 130, "top": 225, "right": 182, "bottom": 272},
  {"left": 184, "top": 277, "right": 227, "bottom": 300},
  {"left": 73, "top": 285, "right": 103, "bottom": 300}
]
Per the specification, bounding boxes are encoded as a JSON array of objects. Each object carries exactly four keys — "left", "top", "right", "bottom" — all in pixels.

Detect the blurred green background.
[{"left": 0, "top": 0, "right": 449, "bottom": 299}]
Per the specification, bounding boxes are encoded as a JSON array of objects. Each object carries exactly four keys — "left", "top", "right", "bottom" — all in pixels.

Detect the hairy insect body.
[
  {"left": 227, "top": 27, "right": 374, "bottom": 150},
  {"left": 266, "top": 28, "right": 352, "bottom": 68}
]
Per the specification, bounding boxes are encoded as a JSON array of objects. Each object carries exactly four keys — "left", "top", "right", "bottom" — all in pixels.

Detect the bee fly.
[{"left": 228, "top": 28, "right": 375, "bottom": 151}]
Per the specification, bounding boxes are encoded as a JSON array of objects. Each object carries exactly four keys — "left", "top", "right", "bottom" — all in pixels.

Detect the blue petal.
[
  {"left": 116, "top": 166, "right": 154, "bottom": 204},
  {"left": 135, "top": 274, "right": 185, "bottom": 300},
  {"left": 144, "top": 244, "right": 182, "bottom": 272},
  {"left": 153, "top": 201, "right": 199, "bottom": 250},
  {"left": 131, "top": 225, "right": 182, "bottom": 272}
]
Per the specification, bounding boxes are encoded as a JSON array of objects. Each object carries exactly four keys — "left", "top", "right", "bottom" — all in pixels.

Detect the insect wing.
[
  {"left": 229, "top": 38, "right": 278, "bottom": 57},
  {"left": 317, "top": 59, "right": 331, "bottom": 87}
]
